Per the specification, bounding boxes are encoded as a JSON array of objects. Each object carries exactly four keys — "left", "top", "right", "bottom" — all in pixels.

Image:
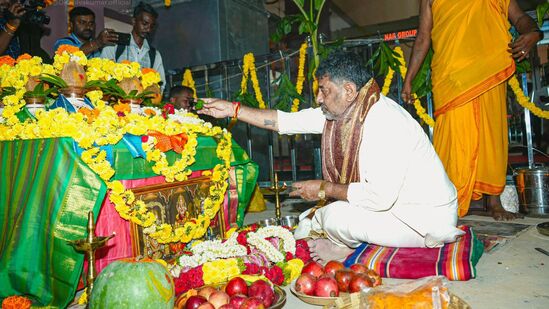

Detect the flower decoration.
[
  {"left": 240, "top": 53, "right": 266, "bottom": 109},
  {"left": 182, "top": 69, "right": 197, "bottom": 99},
  {"left": 509, "top": 75, "right": 549, "bottom": 119},
  {"left": 53, "top": 44, "right": 87, "bottom": 71},
  {"left": 291, "top": 42, "right": 308, "bottom": 112}
]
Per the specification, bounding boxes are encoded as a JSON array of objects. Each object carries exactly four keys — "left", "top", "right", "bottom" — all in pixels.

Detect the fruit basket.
[
  {"left": 290, "top": 280, "right": 350, "bottom": 306},
  {"left": 175, "top": 277, "right": 286, "bottom": 309}
]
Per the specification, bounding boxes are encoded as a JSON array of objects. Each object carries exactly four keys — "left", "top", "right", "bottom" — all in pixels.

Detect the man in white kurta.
[{"left": 199, "top": 50, "right": 463, "bottom": 263}]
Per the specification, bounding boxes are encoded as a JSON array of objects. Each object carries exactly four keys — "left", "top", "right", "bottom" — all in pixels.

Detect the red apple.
[
  {"left": 295, "top": 273, "right": 316, "bottom": 296},
  {"left": 240, "top": 297, "right": 265, "bottom": 309},
  {"left": 229, "top": 294, "right": 247, "bottom": 308},
  {"left": 225, "top": 277, "right": 248, "bottom": 297},
  {"left": 334, "top": 269, "right": 354, "bottom": 292},
  {"left": 218, "top": 305, "right": 237, "bottom": 309},
  {"left": 198, "top": 286, "right": 217, "bottom": 300},
  {"left": 197, "top": 303, "right": 215, "bottom": 309},
  {"left": 314, "top": 276, "right": 339, "bottom": 297},
  {"left": 324, "top": 260, "right": 345, "bottom": 276},
  {"left": 185, "top": 295, "right": 208, "bottom": 309},
  {"left": 349, "top": 263, "right": 368, "bottom": 274},
  {"left": 248, "top": 280, "right": 275, "bottom": 308},
  {"left": 349, "top": 273, "right": 373, "bottom": 293},
  {"left": 301, "top": 261, "right": 324, "bottom": 278},
  {"left": 208, "top": 291, "right": 230, "bottom": 308}
]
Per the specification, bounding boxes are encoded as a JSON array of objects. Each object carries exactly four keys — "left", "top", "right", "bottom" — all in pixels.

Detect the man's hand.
[
  {"left": 96, "top": 29, "right": 118, "bottom": 48},
  {"left": 289, "top": 180, "right": 324, "bottom": 201},
  {"left": 401, "top": 81, "right": 413, "bottom": 104},
  {"left": 198, "top": 98, "right": 235, "bottom": 118},
  {"left": 7, "top": 3, "right": 25, "bottom": 28},
  {"left": 509, "top": 31, "right": 542, "bottom": 62}
]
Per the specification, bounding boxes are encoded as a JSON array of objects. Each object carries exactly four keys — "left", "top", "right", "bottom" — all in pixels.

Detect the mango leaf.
[
  {"left": 271, "top": 74, "right": 306, "bottom": 112},
  {"left": 411, "top": 49, "right": 433, "bottom": 98},
  {"left": 314, "top": 0, "right": 325, "bottom": 10},
  {"left": 231, "top": 91, "right": 259, "bottom": 108},
  {"left": 40, "top": 73, "right": 69, "bottom": 88},
  {"left": 293, "top": 0, "right": 304, "bottom": 8},
  {"left": 515, "top": 59, "right": 532, "bottom": 74},
  {"left": 536, "top": 3, "right": 549, "bottom": 27}
]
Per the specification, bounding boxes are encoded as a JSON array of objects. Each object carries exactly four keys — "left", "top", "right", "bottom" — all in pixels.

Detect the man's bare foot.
[
  {"left": 487, "top": 195, "right": 524, "bottom": 221},
  {"left": 307, "top": 238, "right": 354, "bottom": 264}
]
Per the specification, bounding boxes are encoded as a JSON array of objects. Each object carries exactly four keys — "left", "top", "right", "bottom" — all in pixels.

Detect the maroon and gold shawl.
[{"left": 321, "top": 78, "right": 381, "bottom": 184}]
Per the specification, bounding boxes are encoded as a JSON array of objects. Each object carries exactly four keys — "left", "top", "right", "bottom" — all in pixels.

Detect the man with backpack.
[{"left": 101, "top": 2, "right": 166, "bottom": 91}]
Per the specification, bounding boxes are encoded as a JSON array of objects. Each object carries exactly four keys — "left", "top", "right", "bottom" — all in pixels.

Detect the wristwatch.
[{"left": 318, "top": 181, "right": 326, "bottom": 201}]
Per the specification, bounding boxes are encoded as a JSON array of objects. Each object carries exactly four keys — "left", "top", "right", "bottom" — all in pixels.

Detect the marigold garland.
[
  {"left": 291, "top": 42, "right": 308, "bottom": 112},
  {"left": 509, "top": 75, "right": 549, "bottom": 119},
  {"left": 241, "top": 53, "right": 267, "bottom": 109},
  {"left": 182, "top": 69, "right": 197, "bottom": 99}
]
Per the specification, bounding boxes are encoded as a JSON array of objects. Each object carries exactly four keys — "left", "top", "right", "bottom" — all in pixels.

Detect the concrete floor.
[{"left": 244, "top": 200, "right": 549, "bottom": 309}]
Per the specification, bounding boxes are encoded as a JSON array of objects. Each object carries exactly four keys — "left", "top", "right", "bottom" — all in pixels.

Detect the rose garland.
[
  {"left": 291, "top": 42, "right": 308, "bottom": 112},
  {"left": 509, "top": 75, "right": 549, "bottom": 119},
  {"left": 182, "top": 68, "right": 197, "bottom": 99},
  {"left": 241, "top": 53, "right": 267, "bottom": 109}
]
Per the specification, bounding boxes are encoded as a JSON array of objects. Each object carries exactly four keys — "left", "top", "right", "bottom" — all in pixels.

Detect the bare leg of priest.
[
  {"left": 307, "top": 238, "right": 354, "bottom": 265},
  {"left": 487, "top": 194, "right": 524, "bottom": 221}
]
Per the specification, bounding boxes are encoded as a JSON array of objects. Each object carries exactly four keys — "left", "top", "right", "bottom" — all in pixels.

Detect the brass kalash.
[{"left": 67, "top": 211, "right": 115, "bottom": 299}]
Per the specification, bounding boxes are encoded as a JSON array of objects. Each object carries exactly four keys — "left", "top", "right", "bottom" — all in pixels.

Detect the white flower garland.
[
  {"left": 178, "top": 232, "right": 247, "bottom": 268},
  {"left": 247, "top": 226, "right": 295, "bottom": 263}
]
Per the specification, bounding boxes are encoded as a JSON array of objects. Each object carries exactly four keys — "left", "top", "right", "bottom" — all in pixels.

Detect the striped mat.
[{"left": 343, "top": 226, "right": 484, "bottom": 281}]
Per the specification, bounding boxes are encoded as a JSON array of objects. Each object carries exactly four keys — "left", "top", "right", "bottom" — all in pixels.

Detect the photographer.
[
  {"left": 0, "top": 0, "right": 24, "bottom": 58},
  {"left": 54, "top": 7, "right": 118, "bottom": 58},
  {"left": 101, "top": 2, "right": 165, "bottom": 91}
]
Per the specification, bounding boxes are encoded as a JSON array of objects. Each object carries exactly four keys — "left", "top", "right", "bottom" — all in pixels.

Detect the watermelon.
[{"left": 89, "top": 258, "right": 175, "bottom": 308}]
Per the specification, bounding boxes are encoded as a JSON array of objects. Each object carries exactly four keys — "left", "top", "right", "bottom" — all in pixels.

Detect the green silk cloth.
[{"left": 0, "top": 136, "right": 257, "bottom": 308}]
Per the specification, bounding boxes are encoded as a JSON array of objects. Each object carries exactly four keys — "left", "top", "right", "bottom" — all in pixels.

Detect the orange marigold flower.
[
  {"left": 16, "top": 53, "right": 32, "bottom": 62},
  {"left": 141, "top": 68, "right": 157, "bottom": 75},
  {"left": 0, "top": 55, "right": 15, "bottom": 66},
  {"left": 56, "top": 44, "right": 81, "bottom": 55},
  {"left": 78, "top": 108, "right": 100, "bottom": 123},
  {"left": 113, "top": 102, "right": 131, "bottom": 114},
  {"left": 2, "top": 295, "right": 32, "bottom": 309},
  {"left": 121, "top": 60, "right": 132, "bottom": 64},
  {"left": 144, "top": 108, "right": 157, "bottom": 116}
]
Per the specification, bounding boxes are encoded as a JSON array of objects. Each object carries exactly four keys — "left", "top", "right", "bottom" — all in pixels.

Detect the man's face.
[
  {"left": 0, "top": 0, "right": 13, "bottom": 13},
  {"left": 316, "top": 75, "right": 349, "bottom": 120},
  {"left": 171, "top": 91, "right": 193, "bottom": 110},
  {"left": 71, "top": 15, "right": 95, "bottom": 41},
  {"left": 133, "top": 12, "right": 156, "bottom": 39}
]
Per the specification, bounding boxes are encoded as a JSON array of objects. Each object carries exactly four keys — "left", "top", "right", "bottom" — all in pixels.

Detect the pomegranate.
[
  {"left": 295, "top": 273, "right": 316, "bottom": 296},
  {"left": 185, "top": 295, "right": 208, "bottom": 309},
  {"left": 314, "top": 276, "right": 339, "bottom": 297},
  {"left": 324, "top": 260, "right": 345, "bottom": 276},
  {"left": 334, "top": 269, "right": 354, "bottom": 292},
  {"left": 198, "top": 286, "right": 217, "bottom": 300},
  {"left": 248, "top": 280, "right": 275, "bottom": 307},
  {"left": 349, "top": 273, "right": 373, "bottom": 293},
  {"left": 225, "top": 277, "right": 248, "bottom": 297},
  {"left": 349, "top": 263, "right": 368, "bottom": 274},
  {"left": 239, "top": 297, "right": 265, "bottom": 309},
  {"left": 365, "top": 269, "right": 383, "bottom": 286},
  {"left": 229, "top": 294, "right": 247, "bottom": 308},
  {"left": 208, "top": 291, "right": 230, "bottom": 308},
  {"left": 301, "top": 261, "right": 324, "bottom": 278}
]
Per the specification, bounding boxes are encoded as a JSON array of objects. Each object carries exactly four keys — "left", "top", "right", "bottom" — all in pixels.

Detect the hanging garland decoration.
[
  {"left": 165, "top": 0, "right": 171, "bottom": 7},
  {"left": 182, "top": 69, "right": 197, "bottom": 99},
  {"left": 508, "top": 75, "right": 549, "bottom": 119},
  {"left": 382, "top": 46, "right": 436, "bottom": 127},
  {"left": 291, "top": 42, "right": 308, "bottom": 112},
  {"left": 240, "top": 53, "right": 267, "bottom": 109}
]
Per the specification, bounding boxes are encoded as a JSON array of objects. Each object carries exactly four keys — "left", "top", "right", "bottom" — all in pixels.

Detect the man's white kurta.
[{"left": 278, "top": 95, "right": 464, "bottom": 248}]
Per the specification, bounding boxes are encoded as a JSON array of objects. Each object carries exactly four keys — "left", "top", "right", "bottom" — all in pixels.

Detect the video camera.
[{"left": 3, "top": 0, "right": 50, "bottom": 25}]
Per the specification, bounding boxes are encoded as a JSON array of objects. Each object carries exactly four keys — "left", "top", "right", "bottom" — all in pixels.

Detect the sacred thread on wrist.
[{"left": 5, "top": 23, "right": 16, "bottom": 32}]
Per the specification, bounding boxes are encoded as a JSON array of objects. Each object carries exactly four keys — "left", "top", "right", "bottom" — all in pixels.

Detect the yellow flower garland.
[
  {"left": 241, "top": 53, "right": 267, "bottom": 109},
  {"left": 182, "top": 69, "right": 197, "bottom": 99},
  {"left": 509, "top": 75, "right": 549, "bottom": 119},
  {"left": 291, "top": 42, "right": 308, "bottom": 113},
  {"left": 381, "top": 46, "right": 436, "bottom": 127}
]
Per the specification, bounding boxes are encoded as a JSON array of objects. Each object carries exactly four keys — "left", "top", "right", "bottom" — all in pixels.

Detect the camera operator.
[
  {"left": 54, "top": 7, "right": 118, "bottom": 58},
  {"left": 0, "top": 0, "right": 25, "bottom": 58},
  {"left": 101, "top": 2, "right": 165, "bottom": 91}
]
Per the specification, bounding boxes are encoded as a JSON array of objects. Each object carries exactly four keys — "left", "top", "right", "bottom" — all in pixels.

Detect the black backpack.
[{"left": 114, "top": 44, "right": 156, "bottom": 68}]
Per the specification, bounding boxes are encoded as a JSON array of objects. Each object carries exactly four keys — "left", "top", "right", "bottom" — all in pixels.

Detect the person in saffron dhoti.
[
  {"left": 199, "top": 51, "right": 464, "bottom": 263},
  {"left": 402, "top": 0, "right": 542, "bottom": 220}
]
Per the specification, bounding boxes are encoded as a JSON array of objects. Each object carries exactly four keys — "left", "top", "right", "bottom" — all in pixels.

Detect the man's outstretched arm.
[{"left": 199, "top": 98, "right": 280, "bottom": 131}]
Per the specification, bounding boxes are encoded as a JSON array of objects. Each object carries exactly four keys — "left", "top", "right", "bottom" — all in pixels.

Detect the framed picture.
[{"left": 129, "top": 175, "right": 224, "bottom": 260}]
